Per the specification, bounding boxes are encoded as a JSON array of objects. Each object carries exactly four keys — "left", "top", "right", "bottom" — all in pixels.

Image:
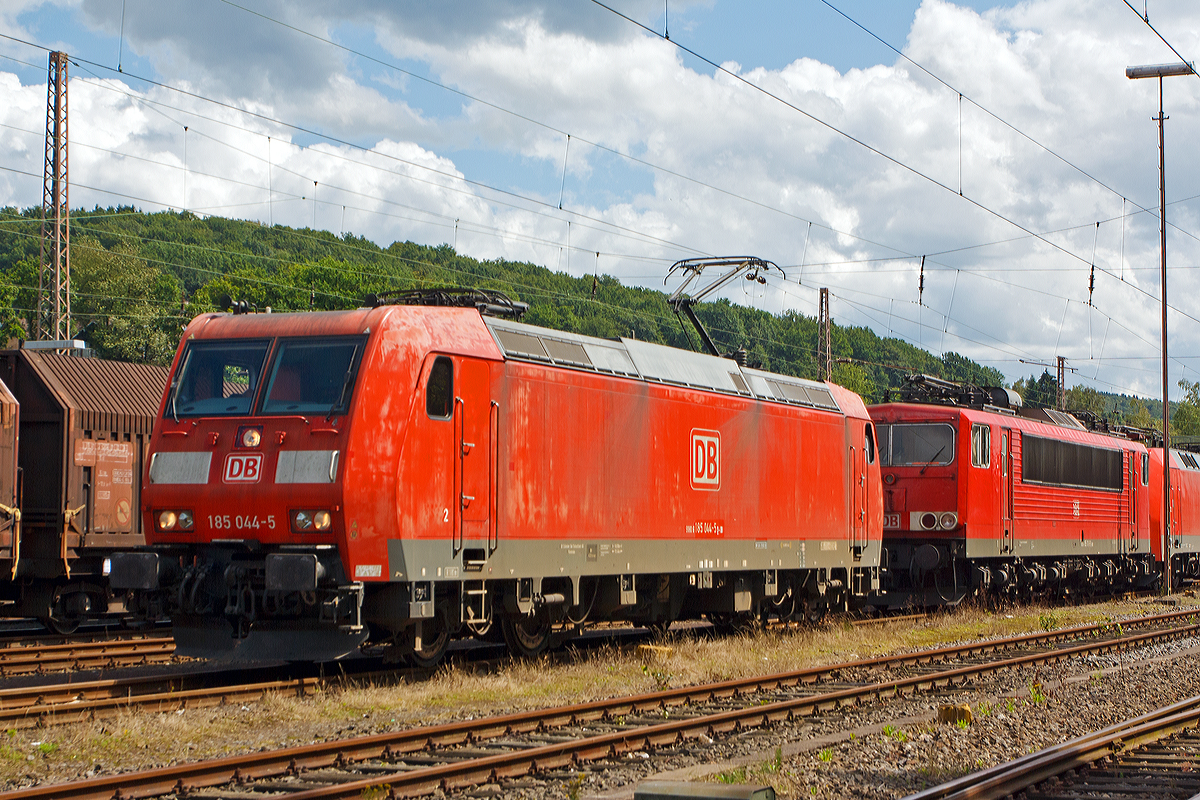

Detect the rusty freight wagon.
[{"left": 0, "top": 347, "right": 168, "bottom": 631}]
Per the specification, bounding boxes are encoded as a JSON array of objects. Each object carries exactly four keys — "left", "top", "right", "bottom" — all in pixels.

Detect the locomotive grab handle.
[
  {"left": 454, "top": 396, "right": 464, "bottom": 554},
  {"left": 490, "top": 400, "right": 499, "bottom": 553}
]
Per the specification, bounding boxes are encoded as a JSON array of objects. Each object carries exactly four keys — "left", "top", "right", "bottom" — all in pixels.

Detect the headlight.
[
  {"left": 939, "top": 512, "right": 958, "bottom": 530},
  {"left": 158, "top": 510, "right": 177, "bottom": 530},
  {"left": 241, "top": 427, "right": 262, "bottom": 448},
  {"left": 177, "top": 510, "right": 194, "bottom": 531},
  {"left": 292, "top": 510, "right": 332, "bottom": 533},
  {"left": 920, "top": 512, "right": 938, "bottom": 530}
]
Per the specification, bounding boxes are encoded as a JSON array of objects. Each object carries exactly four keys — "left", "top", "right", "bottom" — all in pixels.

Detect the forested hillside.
[{"left": 2, "top": 205, "right": 1188, "bottom": 432}]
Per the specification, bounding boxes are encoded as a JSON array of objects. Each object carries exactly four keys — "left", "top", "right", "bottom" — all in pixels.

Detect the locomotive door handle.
[
  {"left": 461, "top": 495, "right": 474, "bottom": 508},
  {"left": 462, "top": 442, "right": 475, "bottom": 455}
]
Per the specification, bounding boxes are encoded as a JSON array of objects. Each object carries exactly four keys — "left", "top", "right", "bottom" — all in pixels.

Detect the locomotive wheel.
[
  {"left": 501, "top": 616, "right": 552, "bottom": 658},
  {"left": 42, "top": 612, "right": 81, "bottom": 636},
  {"left": 408, "top": 616, "right": 450, "bottom": 669}
]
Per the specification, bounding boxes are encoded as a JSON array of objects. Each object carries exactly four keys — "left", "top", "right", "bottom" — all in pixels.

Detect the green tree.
[
  {"left": 1065, "top": 385, "right": 1107, "bottom": 417},
  {"left": 1125, "top": 397, "right": 1156, "bottom": 429},
  {"left": 1174, "top": 379, "right": 1200, "bottom": 436},
  {"left": 831, "top": 361, "right": 875, "bottom": 400},
  {"left": 70, "top": 236, "right": 182, "bottom": 364}
]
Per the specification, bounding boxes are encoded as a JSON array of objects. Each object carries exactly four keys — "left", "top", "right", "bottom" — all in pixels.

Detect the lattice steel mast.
[{"left": 37, "top": 51, "right": 70, "bottom": 342}]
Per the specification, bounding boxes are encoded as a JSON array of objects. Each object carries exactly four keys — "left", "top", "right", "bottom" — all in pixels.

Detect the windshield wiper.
[
  {"left": 919, "top": 444, "right": 947, "bottom": 475},
  {"left": 327, "top": 345, "right": 360, "bottom": 421}
]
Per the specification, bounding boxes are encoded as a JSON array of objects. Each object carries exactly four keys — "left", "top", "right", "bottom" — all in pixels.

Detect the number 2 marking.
[{"left": 443, "top": 508, "right": 449, "bottom": 523}]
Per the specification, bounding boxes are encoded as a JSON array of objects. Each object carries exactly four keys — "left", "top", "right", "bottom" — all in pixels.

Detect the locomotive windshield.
[
  {"left": 260, "top": 336, "right": 366, "bottom": 416},
  {"left": 877, "top": 423, "right": 955, "bottom": 467},
  {"left": 170, "top": 339, "right": 270, "bottom": 417}
]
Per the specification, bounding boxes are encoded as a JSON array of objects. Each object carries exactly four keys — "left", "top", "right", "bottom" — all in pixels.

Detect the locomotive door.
[
  {"left": 850, "top": 429, "right": 868, "bottom": 553},
  {"left": 454, "top": 359, "right": 494, "bottom": 557},
  {"left": 1172, "top": 477, "right": 1183, "bottom": 549},
  {"left": 1000, "top": 429, "right": 1013, "bottom": 554},
  {"left": 1128, "top": 454, "right": 1138, "bottom": 552}
]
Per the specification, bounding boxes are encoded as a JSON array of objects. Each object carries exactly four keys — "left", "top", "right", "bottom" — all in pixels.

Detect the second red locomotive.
[
  {"left": 110, "top": 287, "right": 882, "bottom": 663},
  {"left": 869, "top": 375, "right": 1157, "bottom": 607}
]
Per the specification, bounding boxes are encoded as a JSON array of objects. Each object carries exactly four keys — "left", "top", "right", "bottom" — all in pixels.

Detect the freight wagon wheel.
[{"left": 501, "top": 616, "right": 552, "bottom": 658}]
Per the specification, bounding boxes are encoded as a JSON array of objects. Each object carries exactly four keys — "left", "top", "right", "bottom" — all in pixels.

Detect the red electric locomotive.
[
  {"left": 1148, "top": 447, "right": 1200, "bottom": 585},
  {"left": 869, "top": 375, "right": 1155, "bottom": 607},
  {"left": 110, "top": 280, "right": 882, "bottom": 663}
]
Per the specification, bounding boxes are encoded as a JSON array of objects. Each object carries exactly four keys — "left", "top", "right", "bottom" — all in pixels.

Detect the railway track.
[
  {"left": 0, "top": 608, "right": 1186, "bottom": 730},
  {"left": 4, "top": 608, "right": 1199, "bottom": 799},
  {"left": 0, "top": 635, "right": 175, "bottom": 675},
  {"left": 906, "top": 693, "right": 1200, "bottom": 800}
]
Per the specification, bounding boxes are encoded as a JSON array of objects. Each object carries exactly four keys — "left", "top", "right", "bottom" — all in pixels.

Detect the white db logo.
[
  {"left": 691, "top": 429, "right": 720, "bottom": 490},
  {"left": 223, "top": 453, "right": 263, "bottom": 483}
]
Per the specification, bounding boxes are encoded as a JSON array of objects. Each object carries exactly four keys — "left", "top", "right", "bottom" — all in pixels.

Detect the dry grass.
[{"left": 3, "top": 595, "right": 1193, "bottom": 788}]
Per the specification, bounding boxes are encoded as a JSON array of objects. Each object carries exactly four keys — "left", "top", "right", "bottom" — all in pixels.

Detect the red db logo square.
[
  {"left": 691, "top": 429, "right": 720, "bottom": 490},
  {"left": 223, "top": 453, "right": 263, "bottom": 483}
]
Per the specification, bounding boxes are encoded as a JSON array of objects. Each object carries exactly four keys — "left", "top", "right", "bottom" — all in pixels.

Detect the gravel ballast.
[{"left": 502, "top": 629, "right": 1200, "bottom": 799}]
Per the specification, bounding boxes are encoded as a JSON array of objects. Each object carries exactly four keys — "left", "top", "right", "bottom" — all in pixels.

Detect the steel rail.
[
  {"left": 0, "top": 673, "right": 322, "bottom": 728},
  {"left": 5, "top": 612, "right": 1199, "bottom": 800},
  {"left": 903, "top": 694, "right": 1200, "bottom": 800},
  {"left": 0, "top": 607, "right": 1191, "bottom": 729},
  {"left": 0, "top": 638, "right": 175, "bottom": 675}
]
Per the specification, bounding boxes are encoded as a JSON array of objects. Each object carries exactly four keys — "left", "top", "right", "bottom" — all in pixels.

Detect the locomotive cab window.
[
  {"left": 170, "top": 339, "right": 270, "bottom": 417},
  {"left": 864, "top": 423, "right": 876, "bottom": 464},
  {"left": 1142, "top": 452, "right": 1149, "bottom": 485},
  {"left": 877, "top": 423, "right": 955, "bottom": 467},
  {"left": 971, "top": 424, "right": 991, "bottom": 468},
  {"left": 261, "top": 336, "right": 367, "bottom": 416},
  {"left": 426, "top": 357, "right": 453, "bottom": 419}
]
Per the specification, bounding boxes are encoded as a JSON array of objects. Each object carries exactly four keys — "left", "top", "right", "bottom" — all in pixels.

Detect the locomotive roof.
[
  {"left": 181, "top": 307, "right": 854, "bottom": 416},
  {"left": 870, "top": 400, "right": 1147, "bottom": 451},
  {"left": 485, "top": 317, "right": 844, "bottom": 414},
  {"left": 13, "top": 350, "right": 168, "bottom": 434}
]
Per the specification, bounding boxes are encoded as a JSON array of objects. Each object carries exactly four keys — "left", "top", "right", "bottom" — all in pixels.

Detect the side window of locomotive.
[
  {"left": 261, "top": 336, "right": 367, "bottom": 416},
  {"left": 885, "top": 423, "right": 955, "bottom": 467},
  {"left": 426, "top": 357, "right": 453, "bottom": 419},
  {"left": 1142, "top": 452, "right": 1149, "bottom": 485},
  {"left": 970, "top": 424, "right": 991, "bottom": 468},
  {"left": 1001, "top": 433, "right": 1008, "bottom": 476},
  {"left": 864, "top": 423, "right": 876, "bottom": 464},
  {"left": 171, "top": 339, "right": 270, "bottom": 417}
]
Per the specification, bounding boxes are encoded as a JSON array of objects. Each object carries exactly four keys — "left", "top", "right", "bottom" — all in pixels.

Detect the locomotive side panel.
[
  {"left": 392, "top": 356, "right": 863, "bottom": 584},
  {"left": 1009, "top": 427, "right": 1137, "bottom": 557}
]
